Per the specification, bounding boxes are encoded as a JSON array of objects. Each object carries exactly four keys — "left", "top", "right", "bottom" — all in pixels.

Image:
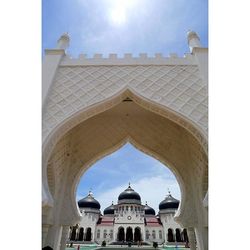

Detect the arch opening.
[
  {"left": 167, "top": 228, "right": 174, "bottom": 242},
  {"left": 85, "top": 227, "right": 92, "bottom": 241},
  {"left": 134, "top": 227, "right": 141, "bottom": 242},
  {"left": 126, "top": 227, "right": 133, "bottom": 242},
  {"left": 43, "top": 88, "right": 208, "bottom": 208},
  {"left": 183, "top": 228, "right": 189, "bottom": 243},
  {"left": 78, "top": 227, "right": 84, "bottom": 241},
  {"left": 175, "top": 228, "right": 182, "bottom": 242},
  {"left": 117, "top": 227, "right": 125, "bottom": 241},
  {"left": 76, "top": 142, "right": 182, "bottom": 215},
  {"left": 44, "top": 91, "right": 208, "bottom": 235}
]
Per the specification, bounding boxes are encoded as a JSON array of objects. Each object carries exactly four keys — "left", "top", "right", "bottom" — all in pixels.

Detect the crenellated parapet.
[{"left": 60, "top": 52, "right": 195, "bottom": 66}]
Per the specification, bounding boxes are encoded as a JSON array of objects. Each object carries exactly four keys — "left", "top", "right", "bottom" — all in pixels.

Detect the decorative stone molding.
[{"left": 43, "top": 64, "right": 207, "bottom": 142}]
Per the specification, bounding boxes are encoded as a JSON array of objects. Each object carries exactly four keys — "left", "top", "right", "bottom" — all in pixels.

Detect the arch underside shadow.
[{"left": 45, "top": 96, "right": 208, "bottom": 227}]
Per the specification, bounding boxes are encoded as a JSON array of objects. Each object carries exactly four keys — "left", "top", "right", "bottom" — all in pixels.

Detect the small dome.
[
  {"left": 159, "top": 191, "right": 179, "bottom": 210},
  {"left": 118, "top": 184, "right": 141, "bottom": 204},
  {"left": 78, "top": 191, "right": 101, "bottom": 209},
  {"left": 104, "top": 202, "right": 115, "bottom": 215},
  {"left": 144, "top": 202, "right": 155, "bottom": 215}
]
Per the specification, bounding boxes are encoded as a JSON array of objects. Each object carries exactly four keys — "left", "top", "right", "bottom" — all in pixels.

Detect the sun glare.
[
  {"left": 110, "top": 6, "right": 126, "bottom": 25},
  {"left": 108, "top": 0, "right": 139, "bottom": 26}
]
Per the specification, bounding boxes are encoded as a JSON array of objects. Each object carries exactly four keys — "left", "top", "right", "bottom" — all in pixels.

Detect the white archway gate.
[{"left": 42, "top": 32, "right": 208, "bottom": 250}]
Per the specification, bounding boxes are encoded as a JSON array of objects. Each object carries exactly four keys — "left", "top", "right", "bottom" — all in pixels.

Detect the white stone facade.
[{"left": 42, "top": 31, "right": 208, "bottom": 250}]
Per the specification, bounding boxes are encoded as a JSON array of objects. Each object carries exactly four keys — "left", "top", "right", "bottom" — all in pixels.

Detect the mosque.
[{"left": 68, "top": 184, "right": 188, "bottom": 245}]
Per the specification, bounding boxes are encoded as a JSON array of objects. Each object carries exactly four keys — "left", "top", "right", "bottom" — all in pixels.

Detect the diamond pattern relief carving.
[{"left": 43, "top": 65, "right": 207, "bottom": 138}]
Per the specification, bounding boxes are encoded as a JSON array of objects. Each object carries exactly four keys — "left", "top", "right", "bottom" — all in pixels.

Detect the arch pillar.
[
  {"left": 42, "top": 205, "right": 54, "bottom": 247},
  {"left": 187, "top": 227, "right": 196, "bottom": 250},
  {"left": 42, "top": 224, "right": 51, "bottom": 247},
  {"left": 46, "top": 224, "right": 63, "bottom": 250},
  {"left": 195, "top": 226, "right": 208, "bottom": 250},
  {"left": 60, "top": 225, "right": 70, "bottom": 250}
]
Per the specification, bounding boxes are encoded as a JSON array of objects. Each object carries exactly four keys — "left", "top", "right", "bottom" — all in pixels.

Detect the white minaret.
[
  {"left": 56, "top": 33, "right": 70, "bottom": 50},
  {"left": 187, "top": 30, "right": 202, "bottom": 52}
]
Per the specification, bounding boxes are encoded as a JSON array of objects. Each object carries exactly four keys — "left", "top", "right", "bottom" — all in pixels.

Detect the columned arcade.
[{"left": 42, "top": 31, "right": 208, "bottom": 250}]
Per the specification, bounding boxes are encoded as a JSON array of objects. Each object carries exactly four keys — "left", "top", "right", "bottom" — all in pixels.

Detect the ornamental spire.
[
  {"left": 56, "top": 32, "right": 70, "bottom": 50},
  {"left": 88, "top": 188, "right": 93, "bottom": 197},
  {"left": 187, "top": 30, "right": 202, "bottom": 52},
  {"left": 167, "top": 188, "right": 171, "bottom": 196}
]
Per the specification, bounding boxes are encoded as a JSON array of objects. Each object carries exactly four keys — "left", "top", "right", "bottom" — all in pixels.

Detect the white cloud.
[{"left": 95, "top": 175, "right": 180, "bottom": 214}]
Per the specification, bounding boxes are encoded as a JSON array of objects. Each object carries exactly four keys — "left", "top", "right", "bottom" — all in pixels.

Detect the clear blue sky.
[
  {"left": 42, "top": 0, "right": 208, "bottom": 213},
  {"left": 42, "top": 0, "right": 208, "bottom": 57}
]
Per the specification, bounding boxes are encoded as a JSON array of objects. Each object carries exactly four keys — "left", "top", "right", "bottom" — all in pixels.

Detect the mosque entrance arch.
[
  {"left": 117, "top": 227, "right": 125, "bottom": 241},
  {"left": 134, "top": 227, "right": 141, "bottom": 242},
  {"left": 126, "top": 227, "right": 133, "bottom": 242},
  {"left": 43, "top": 89, "right": 208, "bottom": 250}
]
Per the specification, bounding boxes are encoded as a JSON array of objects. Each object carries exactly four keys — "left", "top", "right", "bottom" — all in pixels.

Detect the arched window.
[
  {"left": 110, "top": 230, "right": 113, "bottom": 239},
  {"left": 175, "top": 228, "right": 181, "bottom": 242},
  {"left": 97, "top": 229, "right": 100, "bottom": 239},
  {"left": 146, "top": 230, "right": 149, "bottom": 240},
  {"left": 134, "top": 227, "right": 141, "bottom": 242},
  {"left": 126, "top": 227, "right": 133, "bottom": 241},
  {"left": 78, "top": 227, "right": 84, "bottom": 241},
  {"left": 152, "top": 230, "right": 156, "bottom": 239},
  {"left": 183, "top": 229, "right": 189, "bottom": 243},
  {"left": 103, "top": 229, "right": 107, "bottom": 239},
  {"left": 159, "top": 230, "right": 162, "bottom": 239},
  {"left": 70, "top": 226, "right": 77, "bottom": 241},
  {"left": 85, "top": 227, "right": 92, "bottom": 241},
  {"left": 118, "top": 227, "right": 125, "bottom": 241},
  {"left": 167, "top": 228, "right": 174, "bottom": 242}
]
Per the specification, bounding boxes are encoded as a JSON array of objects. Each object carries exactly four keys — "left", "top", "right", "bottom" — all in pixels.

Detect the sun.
[
  {"left": 110, "top": 5, "right": 126, "bottom": 25},
  {"left": 108, "top": 0, "right": 139, "bottom": 26}
]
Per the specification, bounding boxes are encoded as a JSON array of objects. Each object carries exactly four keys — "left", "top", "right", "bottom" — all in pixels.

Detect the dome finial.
[
  {"left": 56, "top": 32, "right": 70, "bottom": 50},
  {"left": 187, "top": 30, "right": 201, "bottom": 52},
  {"left": 112, "top": 201, "right": 114, "bottom": 205},
  {"left": 167, "top": 188, "right": 171, "bottom": 196},
  {"left": 145, "top": 201, "right": 148, "bottom": 205},
  {"left": 88, "top": 188, "right": 93, "bottom": 197},
  {"left": 128, "top": 182, "right": 131, "bottom": 188}
]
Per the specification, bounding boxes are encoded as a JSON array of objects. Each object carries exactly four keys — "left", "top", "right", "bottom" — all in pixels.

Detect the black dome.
[
  {"left": 104, "top": 202, "right": 115, "bottom": 215},
  {"left": 118, "top": 184, "right": 141, "bottom": 204},
  {"left": 144, "top": 202, "right": 156, "bottom": 215},
  {"left": 159, "top": 192, "right": 179, "bottom": 210},
  {"left": 78, "top": 192, "right": 101, "bottom": 209}
]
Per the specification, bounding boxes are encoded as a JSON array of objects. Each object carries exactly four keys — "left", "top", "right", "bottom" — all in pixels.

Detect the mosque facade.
[{"left": 68, "top": 184, "right": 188, "bottom": 245}]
